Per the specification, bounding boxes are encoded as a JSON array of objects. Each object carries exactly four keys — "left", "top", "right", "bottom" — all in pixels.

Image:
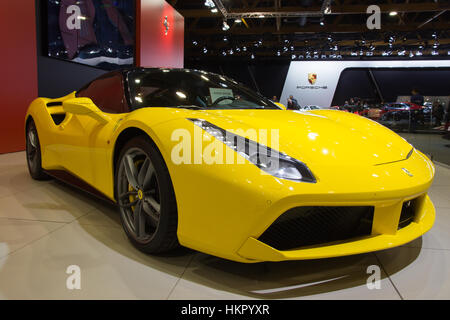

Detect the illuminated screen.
[{"left": 46, "top": 0, "right": 135, "bottom": 70}]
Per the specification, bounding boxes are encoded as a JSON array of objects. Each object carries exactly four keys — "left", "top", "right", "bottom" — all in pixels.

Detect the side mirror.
[{"left": 63, "top": 97, "right": 111, "bottom": 124}]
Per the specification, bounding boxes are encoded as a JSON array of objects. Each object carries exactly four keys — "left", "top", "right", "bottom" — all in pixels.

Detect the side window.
[{"left": 77, "top": 75, "right": 128, "bottom": 114}]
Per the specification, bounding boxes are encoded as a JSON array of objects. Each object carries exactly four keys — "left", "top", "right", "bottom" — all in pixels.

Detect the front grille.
[
  {"left": 258, "top": 206, "right": 374, "bottom": 251},
  {"left": 398, "top": 198, "right": 418, "bottom": 229}
]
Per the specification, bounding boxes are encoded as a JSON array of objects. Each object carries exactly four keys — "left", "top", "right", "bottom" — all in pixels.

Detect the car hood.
[{"left": 143, "top": 108, "right": 413, "bottom": 167}]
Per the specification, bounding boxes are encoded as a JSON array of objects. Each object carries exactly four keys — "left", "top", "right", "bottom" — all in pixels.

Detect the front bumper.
[{"left": 237, "top": 194, "right": 435, "bottom": 262}]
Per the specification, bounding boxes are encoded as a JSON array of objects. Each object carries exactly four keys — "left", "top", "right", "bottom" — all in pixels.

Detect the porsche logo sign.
[{"left": 308, "top": 73, "right": 317, "bottom": 85}]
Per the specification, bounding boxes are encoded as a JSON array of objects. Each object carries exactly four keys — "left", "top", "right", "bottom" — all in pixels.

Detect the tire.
[
  {"left": 26, "top": 119, "right": 49, "bottom": 180},
  {"left": 115, "top": 136, "right": 179, "bottom": 253}
]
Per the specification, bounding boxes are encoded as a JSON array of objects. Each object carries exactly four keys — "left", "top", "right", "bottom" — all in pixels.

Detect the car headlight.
[{"left": 188, "top": 118, "right": 316, "bottom": 183}]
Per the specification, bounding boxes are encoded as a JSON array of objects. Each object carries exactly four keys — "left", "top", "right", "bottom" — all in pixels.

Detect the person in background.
[
  {"left": 411, "top": 88, "right": 424, "bottom": 106},
  {"left": 444, "top": 101, "right": 450, "bottom": 131},
  {"left": 287, "top": 95, "right": 300, "bottom": 110},
  {"left": 432, "top": 101, "right": 444, "bottom": 127}
]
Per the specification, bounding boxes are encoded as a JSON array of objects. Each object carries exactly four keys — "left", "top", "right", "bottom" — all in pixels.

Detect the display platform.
[{"left": 0, "top": 151, "right": 449, "bottom": 299}]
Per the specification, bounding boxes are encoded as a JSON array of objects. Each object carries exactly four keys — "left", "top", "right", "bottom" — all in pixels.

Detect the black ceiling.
[{"left": 169, "top": 0, "right": 450, "bottom": 61}]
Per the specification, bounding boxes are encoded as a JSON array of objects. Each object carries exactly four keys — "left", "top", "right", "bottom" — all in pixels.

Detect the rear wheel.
[
  {"left": 115, "top": 136, "right": 179, "bottom": 253},
  {"left": 26, "top": 119, "right": 49, "bottom": 180}
]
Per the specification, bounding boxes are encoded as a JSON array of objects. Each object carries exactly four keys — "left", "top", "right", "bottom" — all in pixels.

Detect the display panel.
[{"left": 47, "top": 0, "right": 135, "bottom": 70}]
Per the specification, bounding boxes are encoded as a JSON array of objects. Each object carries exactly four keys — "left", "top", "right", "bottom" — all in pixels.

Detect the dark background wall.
[{"left": 332, "top": 67, "right": 450, "bottom": 105}]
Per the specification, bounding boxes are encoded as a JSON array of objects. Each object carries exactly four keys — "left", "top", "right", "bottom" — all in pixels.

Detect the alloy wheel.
[{"left": 118, "top": 148, "right": 162, "bottom": 243}]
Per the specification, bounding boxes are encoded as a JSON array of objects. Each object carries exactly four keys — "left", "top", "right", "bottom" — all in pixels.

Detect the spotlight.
[
  {"left": 389, "top": 11, "right": 398, "bottom": 16},
  {"left": 431, "top": 50, "right": 439, "bottom": 56},
  {"left": 324, "top": 6, "right": 332, "bottom": 15},
  {"left": 320, "top": 19, "right": 325, "bottom": 26},
  {"left": 251, "top": 54, "right": 255, "bottom": 59},
  {"left": 242, "top": 46, "right": 247, "bottom": 52},
  {"left": 291, "top": 54, "right": 296, "bottom": 60},
  {"left": 203, "top": 47, "right": 208, "bottom": 54},
  {"left": 277, "top": 50, "right": 281, "bottom": 56},
  {"left": 222, "top": 21, "right": 230, "bottom": 31},
  {"left": 204, "top": 0, "right": 215, "bottom": 8},
  {"left": 234, "top": 19, "right": 242, "bottom": 24},
  {"left": 211, "top": 8, "right": 218, "bottom": 13},
  {"left": 192, "top": 40, "right": 198, "bottom": 46},
  {"left": 223, "top": 36, "right": 228, "bottom": 42}
]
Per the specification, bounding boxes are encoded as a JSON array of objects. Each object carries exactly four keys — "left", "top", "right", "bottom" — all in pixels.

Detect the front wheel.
[
  {"left": 26, "top": 119, "right": 49, "bottom": 180},
  {"left": 115, "top": 136, "right": 179, "bottom": 253}
]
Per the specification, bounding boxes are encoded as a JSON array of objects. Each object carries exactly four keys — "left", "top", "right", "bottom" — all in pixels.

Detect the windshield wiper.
[{"left": 177, "top": 105, "right": 204, "bottom": 110}]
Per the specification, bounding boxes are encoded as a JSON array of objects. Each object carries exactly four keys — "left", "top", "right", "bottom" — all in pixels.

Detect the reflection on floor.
[
  {"left": 0, "top": 151, "right": 449, "bottom": 299},
  {"left": 399, "top": 132, "right": 450, "bottom": 166}
]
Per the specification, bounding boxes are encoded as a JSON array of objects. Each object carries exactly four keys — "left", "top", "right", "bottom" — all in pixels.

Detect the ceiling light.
[
  {"left": 204, "top": 0, "right": 215, "bottom": 8},
  {"left": 211, "top": 8, "right": 218, "bottom": 13},
  {"left": 234, "top": 19, "right": 242, "bottom": 24},
  {"left": 222, "top": 21, "right": 230, "bottom": 31},
  {"left": 389, "top": 11, "right": 398, "bottom": 16}
]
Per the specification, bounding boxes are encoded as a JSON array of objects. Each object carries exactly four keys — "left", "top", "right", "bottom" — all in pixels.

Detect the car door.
[{"left": 57, "top": 73, "right": 128, "bottom": 188}]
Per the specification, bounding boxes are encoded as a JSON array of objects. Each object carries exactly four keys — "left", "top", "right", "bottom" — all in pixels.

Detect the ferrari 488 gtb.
[{"left": 25, "top": 68, "right": 435, "bottom": 262}]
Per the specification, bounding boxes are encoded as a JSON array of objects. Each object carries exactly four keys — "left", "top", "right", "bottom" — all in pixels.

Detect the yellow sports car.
[{"left": 25, "top": 68, "right": 435, "bottom": 263}]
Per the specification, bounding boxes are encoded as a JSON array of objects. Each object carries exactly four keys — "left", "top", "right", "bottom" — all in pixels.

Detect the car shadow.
[{"left": 29, "top": 179, "right": 423, "bottom": 299}]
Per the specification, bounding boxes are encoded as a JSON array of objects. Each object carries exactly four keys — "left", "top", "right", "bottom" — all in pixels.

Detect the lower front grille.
[
  {"left": 398, "top": 198, "right": 418, "bottom": 229},
  {"left": 258, "top": 206, "right": 374, "bottom": 251}
]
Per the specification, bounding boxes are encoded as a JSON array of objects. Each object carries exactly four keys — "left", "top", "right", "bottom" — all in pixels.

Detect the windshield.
[{"left": 127, "top": 69, "right": 280, "bottom": 110}]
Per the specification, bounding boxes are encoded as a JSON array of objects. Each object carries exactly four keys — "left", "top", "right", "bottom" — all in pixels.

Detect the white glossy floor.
[{"left": 0, "top": 151, "right": 449, "bottom": 300}]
